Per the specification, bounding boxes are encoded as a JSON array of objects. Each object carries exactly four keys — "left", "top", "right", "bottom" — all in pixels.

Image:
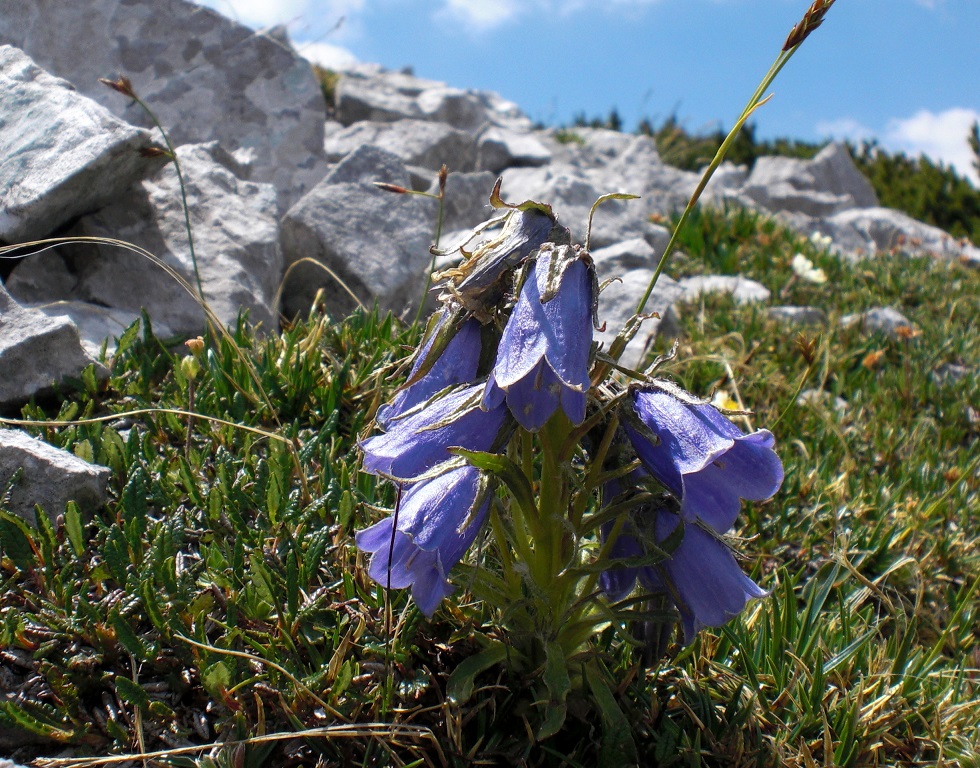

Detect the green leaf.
[
  {"left": 110, "top": 610, "right": 149, "bottom": 661},
  {"left": 201, "top": 660, "right": 232, "bottom": 700},
  {"left": 536, "top": 640, "right": 571, "bottom": 740},
  {"left": 0, "top": 701, "right": 78, "bottom": 743},
  {"left": 114, "top": 676, "right": 150, "bottom": 711},
  {"left": 0, "top": 510, "right": 37, "bottom": 572},
  {"left": 64, "top": 501, "right": 85, "bottom": 557},
  {"left": 446, "top": 641, "right": 508, "bottom": 705},
  {"left": 140, "top": 580, "right": 168, "bottom": 634},
  {"left": 585, "top": 662, "right": 638, "bottom": 766}
]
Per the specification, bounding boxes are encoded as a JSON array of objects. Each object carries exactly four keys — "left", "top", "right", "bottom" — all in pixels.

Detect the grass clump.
[{"left": 2, "top": 209, "right": 979, "bottom": 765}]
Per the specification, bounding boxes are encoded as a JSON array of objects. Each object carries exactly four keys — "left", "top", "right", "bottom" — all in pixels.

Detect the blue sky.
[{"left": 200, "top": 0, "right": 980, "bottom": 184}]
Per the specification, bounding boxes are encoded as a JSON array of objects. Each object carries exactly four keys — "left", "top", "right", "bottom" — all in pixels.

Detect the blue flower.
[
  {"left": 599, "top": 503, "right": 767, "bottom": 644},
  {"left": 483, "top": 243, "right": 594, "bottom": 431},
  {"left": 622, "top": 380, "right": 783, "bottom": 533},
  {"left": 435, "top": 201, "right": 569, "bottom": 317},
  {"left": 376, "top": 309, "right": 483, "bottom": 430},
  {"left": 356, "top": 463, "right": 491, "bottom": 616},
  {"left": 361, "top": 383, "right": 510, "bottom": 481}
]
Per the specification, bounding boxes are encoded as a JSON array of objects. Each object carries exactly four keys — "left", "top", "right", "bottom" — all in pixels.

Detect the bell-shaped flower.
[
  {"left": 483, "top": 243, "right": 594, "bottom": 431},
  {"left": 599, "top": 503, "right": 766, "bottom": 644},
  {"left": 361, "top": 383, "right": 510, "bottom": 481},
  {"left": 652, "top": 511, "right": 767, "bottom": 644},
  {"left": 376, "top": 308, "right": 483, "bottom": 430},
  {"left": 435, "top": 192, "right": 569, "bottom": 318},
  {"left": 622, "top": 380, "right": 783, "bottom": 533},
  {"left": 356, "top": 463, "right": 491, "bottom": 616}
]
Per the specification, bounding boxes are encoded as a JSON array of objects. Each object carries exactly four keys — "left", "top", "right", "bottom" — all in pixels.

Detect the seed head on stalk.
[{"left": 783, "top": 0, "right": 836, "bottom": 51}]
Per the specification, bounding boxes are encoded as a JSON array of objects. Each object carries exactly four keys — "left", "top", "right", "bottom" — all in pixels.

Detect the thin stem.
[
  {"left": 131, "top": 94, "right": 205, "bottom": 301},
  {"left": 603, "top": 45, "right": 807, "bottom": 372}
]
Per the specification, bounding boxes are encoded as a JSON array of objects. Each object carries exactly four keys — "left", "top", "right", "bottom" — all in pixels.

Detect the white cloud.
[
  {"left": 817, "top": 109, "right": 980, "bottom": 186},
  {"left": 883, "top": 108, "right": 980, "bottom": 186},
  {"left": 198, "top": 0, "right": 364, "bottom": 40},
  {"left": 815, "top": 117, "right": 875, "bottom": 145},
  {"left": 298, "top": 41, "right": 360, "bottom": 70},
  {"left": 437, "top": 0, "right": 523, "bottom": 30}
]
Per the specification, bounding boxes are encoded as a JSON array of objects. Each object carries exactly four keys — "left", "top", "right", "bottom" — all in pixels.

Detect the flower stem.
[{"left": 602, "top": 11, "right": 833, "bottom": 370}]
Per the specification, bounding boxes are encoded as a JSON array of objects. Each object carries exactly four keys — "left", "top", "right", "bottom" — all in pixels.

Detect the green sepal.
[{"left": 450, "top": 448, "right": 536, "bottom": 524}]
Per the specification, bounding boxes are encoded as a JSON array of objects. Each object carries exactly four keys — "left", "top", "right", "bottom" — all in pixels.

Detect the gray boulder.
[
  {"left": 334, "top": 67, "right": 532, "bottom": 132},
  {"left": 427, "top": 171, "right": 498, "bottom": 233},
  {"left": 9, "top": 143, "right": 282, "bottom": 337},
  {"left": 0, "top": 283, "right": 104, "bottom": 408},
  {"left": 819, "top": 207, "right": 980, "bottom": 264},
  {"left": 476, "top": 126, "right": 552, "bottom": 173},
  {"left": 0, "top": 429, "right": 110, "bottom": 525},
  {"left": 0, "top": 45, "right": 165, "bottom": 243},
  {"left": 678, "top": 275, "right": 771, "bottom": 304},
  {"left": 740, "top": 142, "right": 878, "bottom": 217},
  {"left": 31, "top": 301, "right": 170, "bottom": 358},
  {"left": 841, "top": 307, "right": 917, "bottom": 340},
  {"left": 768, "top": 305, "right": 827, "bottom": 326},
  {"left": 591, "top": 236, "right": 670, "bottom": 275},
  {"left": 499, "top": 165, "right": 653, "bottom": 249},
  {"left": 594, "top": 271, "right": 685, "bottom": 371},
  {"left": 280, "top": 145, "right": 436, "bottom": 319},
  {"left": 324, "top": 119, "right": 477, "bottom": 172},
  {"left": 0, "top": 0, "right": 328, "bottom": 211}
]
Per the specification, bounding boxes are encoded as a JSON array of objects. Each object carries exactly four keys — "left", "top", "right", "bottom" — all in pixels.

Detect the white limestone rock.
[
  {"left": 280, "top": 145, "right": 436, "bottom": 319},
  {"left": 34, "top": 143, "right": 283, "bottom": 337},
  {"left": 678, "top": 275, "right": 771, "bottom": 304},
  {"left": 594, "top": 271, "right": 685, "bottom": 371},
  {"left": 334, "top": 67, "right": 532, "bottom": 132},
  {"left": 324, "top": 119, "right": 477, "bottom": 171},
  {"left": 740, "top": 142, "right": 878, "bottom": 218},
  {"left": 0, "top": 45, "right": 165, "bottom": 243},
  {"left": 427, "top": 171, "right": 499, "bottom": 233},
  {"left": 841, "top": 306, "right": 917, "bottom": 340},
  {"left": 0, "top": 1, "right": 328, "bottom": 211},
  {"left": 768, "top": 305, "right": 827, "bottom": 326},
  {"left": 0, "top": 429, "right": 110, "bottom": 525},
  {"left": 819, "top": 207, "right": 980, "bottom": 264},
  {"left": 476, "top": 126, "right": 552, "bottom": 173},
  {"left": 0, "top": 283, "right": 105, "bottom": 408}
]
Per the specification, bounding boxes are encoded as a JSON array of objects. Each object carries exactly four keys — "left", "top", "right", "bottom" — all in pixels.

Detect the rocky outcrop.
[
  {"left": 0, "top": 0, "right": 328, "bottom": 211},
  {"left": 0, "top": 429, "right": 110, "bottom": 525},
  {"left": 741, "top": 142, "right": 879, "bottom": 217},
  {"left": 0, "top": 45, "right": 165, "bottom": 243},
  {"left": 279, "top": 146, "right": 435, "bottom": 319},
  {"left": 0, "top": 284, "right": 105, "bottom": 408},
  {"left": 8, "top": 143, "right": 282, "bottom": 337},
  {"left": 0, "top": 0, "right": 977, "bottom": 413}
]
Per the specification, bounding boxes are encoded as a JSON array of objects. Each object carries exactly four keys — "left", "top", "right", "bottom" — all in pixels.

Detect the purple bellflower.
[
  {"left": 356, "top": 463, "right": 491, "bottom": 616},
  {"left": 599, "top": 503, "right": 767, "bottom": 644},
  {"left": 483, "top": 243, "right": 595, "bottom": 431},
  {"left": 435, "top": 198, "right": 569, "bottom": 318},
  {"left": 622, "top": 380, "right": 783, "bottom": 533},
  {"left": 361, "top": 383, "right": 510, "bottom": 482},
  {"left": 375, "top": 309, "right": 483, "bottom": 430}
]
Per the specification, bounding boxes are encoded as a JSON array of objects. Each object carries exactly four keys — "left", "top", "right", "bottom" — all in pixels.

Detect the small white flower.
[
  {"left": 809, "top": 231, "right": 833, "bottom": 251},
  {"left": 791, "top": 253, "right": 827, "bottom": 284},
  {"left": 710, "top": 389, "right": 740, "bottom": 412}
]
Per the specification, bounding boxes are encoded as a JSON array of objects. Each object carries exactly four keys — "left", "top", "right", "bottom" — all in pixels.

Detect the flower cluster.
[
  {"left": 358, "top": 201, "right": 596, "bottom": 614},
  {"left": 356, "top": 190, "right": 784, "bottom": 653}
]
